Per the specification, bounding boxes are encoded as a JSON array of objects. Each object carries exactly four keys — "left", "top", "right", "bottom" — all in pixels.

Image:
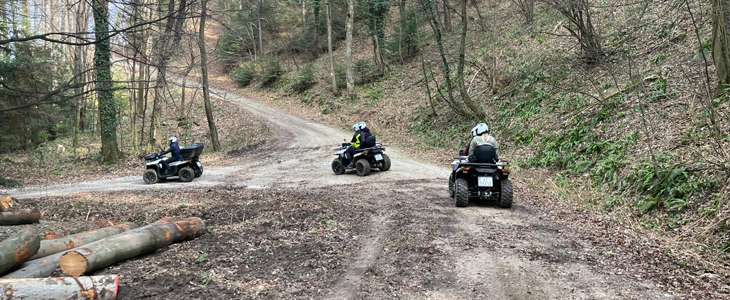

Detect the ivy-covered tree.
[{"left": 92, "top": 0, "right": 120, "bottom": 162}]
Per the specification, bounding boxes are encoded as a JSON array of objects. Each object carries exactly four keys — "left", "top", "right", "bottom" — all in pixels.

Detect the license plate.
[
  {"left": 478, "top": 177, "right": 493, "bottom": 187},
  {"left": 196, "top": 162, "right": 201, "bottom": 167},
  {"left": 374, "top": 154, "right": 383, "bottom": 161}
]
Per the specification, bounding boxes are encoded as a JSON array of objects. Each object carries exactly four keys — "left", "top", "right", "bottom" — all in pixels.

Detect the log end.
[
  {"left": 0, "top": 195, "right": 12, "bottom": 212},
  {"left": 59, "top": 251, "right": 88, "bottom": 277}
]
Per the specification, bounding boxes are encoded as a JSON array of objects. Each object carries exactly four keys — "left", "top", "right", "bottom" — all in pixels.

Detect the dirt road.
[{"left": 5, "top": 84, "right": 678, "bottom": 299}]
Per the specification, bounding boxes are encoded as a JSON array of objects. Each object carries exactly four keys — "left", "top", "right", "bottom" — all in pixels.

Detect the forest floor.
[
  {"left": 0, "top": 91, "right": 270, "bottom": 189},
  {"left": 4, "top": 80, "right": 730, "bottom": 299}
]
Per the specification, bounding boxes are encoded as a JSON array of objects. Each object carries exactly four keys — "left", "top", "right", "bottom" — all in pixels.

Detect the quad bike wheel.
[
  {"left": 195, "top": 165, "right": 203, "bottom": 178},
  {"left": 355, "top": 159, "right": 372, "bottom": 176},
  {"left": 499, "top": 179, "right": 513, "bottom": 208},
  {"left": 448, "top": 174, "right": 455, "bottom": 198},
  {"left": 143, "top": 169, "right": 159, "bottom": 184},
  {"left": 179, "top": 167, "right": 195, "bottom": 182},
  {"left": 454, "top": 178, "right": 469, "bottom": 207},
  {"left": 332, "top": 158, "right": 345, "bottom": 175},
  {"left": 379, "top": 154, "right": 391, "bottom": 171}
]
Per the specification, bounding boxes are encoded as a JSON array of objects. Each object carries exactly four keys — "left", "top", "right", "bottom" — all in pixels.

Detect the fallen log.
[
  {"left": 0, "top": 228, "right": 40, "bottom": 275},
  {"left": 0, "top": 195, "right": 12, "bottom": 212},
  {"left": 2, "top": 251, "right": 65, "bottom": 279},
  {"left": 0, "top": 275, "right": 118, "bottom": 300},
  {"left": 30, "top": 222, "right": 139, "bottom": 260},
  {"left": 0, "top": 210, "right": 40, "bottom": 225},
  {"left": 59, "top": 217, "right": 206, "bottom": 277}
]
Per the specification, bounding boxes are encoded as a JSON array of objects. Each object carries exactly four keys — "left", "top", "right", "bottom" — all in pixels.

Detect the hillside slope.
[{"left": 208, "top": 0, "right": 730, "bottom": 263}]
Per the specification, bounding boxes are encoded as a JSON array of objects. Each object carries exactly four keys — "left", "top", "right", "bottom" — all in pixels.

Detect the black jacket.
[{"left": 160, "top": 141, "right": 181, "bottom": 160}]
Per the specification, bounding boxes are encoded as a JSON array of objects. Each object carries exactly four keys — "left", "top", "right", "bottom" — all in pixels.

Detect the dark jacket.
[{"left": 160, "top": 141, "right": 181, "bottom": 160}]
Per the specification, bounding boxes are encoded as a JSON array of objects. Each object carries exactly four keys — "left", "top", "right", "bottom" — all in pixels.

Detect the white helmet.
[
  {"left": 472, "top": 123, "right": 489, "bottom": 136},
  {"left": 352, "top": 123, "right": 359, "bottom": 131},
  {"left": 168, "top": 136, "right": 177, "bottom": 143},
  {"left": 358, "top": 121, "right": 367, "bottom": 130}
]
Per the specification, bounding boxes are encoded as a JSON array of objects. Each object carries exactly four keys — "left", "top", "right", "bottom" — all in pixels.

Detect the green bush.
[
  {"left": 324, "top": 64, "right": 347, "bottom": 90},
  {"left": 289, "top": 63, "right": 316, "bottom": 94},
  {"left": 259, "top": 58, "right": 282, "bottom": 87},
  {"left": 233, "top": 64, "right": 255, "bottom": 87},
  {"left": 353, "top": 59, "right": 382, "bottom": 84}
]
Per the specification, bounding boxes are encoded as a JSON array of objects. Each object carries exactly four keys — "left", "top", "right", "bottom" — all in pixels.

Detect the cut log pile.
[{"left": 0, "top": 213, "right": 206, "bottom": 300}]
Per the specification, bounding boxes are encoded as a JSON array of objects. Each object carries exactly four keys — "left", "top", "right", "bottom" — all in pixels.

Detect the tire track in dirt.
[{"left": 328, "top": 213, "right": 393, "bottom": 300}]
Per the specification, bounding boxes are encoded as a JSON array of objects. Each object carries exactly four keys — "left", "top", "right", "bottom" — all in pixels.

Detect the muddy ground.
[
  {"left": 4, "top": 77, "right": 730, "bottom": 299},
  {"left": 5, "top": 178, "right": 727, "bottom": 299}
]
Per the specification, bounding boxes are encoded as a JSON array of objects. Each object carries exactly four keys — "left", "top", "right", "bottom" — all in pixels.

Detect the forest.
[{"left": 1, "top": 0, "right": 730, "bottom": 298}]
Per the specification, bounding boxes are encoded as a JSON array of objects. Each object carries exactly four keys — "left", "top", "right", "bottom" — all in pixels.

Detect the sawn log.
[
  {"left": 30, "top": 222, "right": 139, "bottom": 260},
  {"left": 0, "top": 275, "right": 118, "bottom": 300},
  {"left": 59, "top": 217, "right": 206, "bottom": 276},
  {"left": 0, "top": 228, "right": 40, "bottom": 275},
  {"left": 0, "top": 210, "right": 40, "bottom": 225},
  {"left": 0, "top": 195, "right": 12, "bottom": 212}
]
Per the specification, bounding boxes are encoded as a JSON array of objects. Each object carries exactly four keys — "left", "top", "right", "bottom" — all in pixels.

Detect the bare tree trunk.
[
  {"left": 399, "top": 0, "right": 407, "bottom": 63},
  {"left": 420, "top": 0, "right": 467, "bottom": 115},
  {"left": 199, "top": 0, "right": 221, "bottom": 151},
  {"left": 457, "top": 0, "right": 483, "bottom": 117},
  {"left": 346, "top": 0, "right": 355, "bottom": 98},
  {"left": 442, "top": 0, "right": 451, "bottom": 31},
  {"left": 326, "top": 0, "right": 338, "bottom": 94},
  {"left": 714, "top": 0, "right": 730, "bottom": 94},
  {"left": 258, "top": 0, "right": 264, "bottom": 55}
]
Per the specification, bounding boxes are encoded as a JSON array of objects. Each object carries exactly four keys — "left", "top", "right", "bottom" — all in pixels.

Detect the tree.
[
  {"left": 92, "top": 0, "right": 120, "bottom": 162},
  {"left": 325, "top": 0, "right": 338, "bottom": 94},
  {"left": 549, "top": 0, "right": 603, "bottom": 63},
  {"left": 456, "top": 0, "right": 484, "bottom": 118},
  {"left": 510, "top": 0, "right": 534, "bottom": 24},
  {"left": 419, "top": 0, "right": 467, "bottom": 115},
  {"left": 713, "top": 0, "right": 730, "bottom": 94},
  {"left": 199, "top": 0, "right": 221, "bottom": 151},
  {"left": 365, "top": 0, "right": 390, "bottom": 74},
  {"left": 345, "top": 0, "right": 355, "bottom": 98}
]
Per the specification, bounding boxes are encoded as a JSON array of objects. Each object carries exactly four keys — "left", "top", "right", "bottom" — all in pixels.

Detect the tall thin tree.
[
  {"left": 345, "top": 0, "right": 355, "bottom": 98},
  {"left": 92, "top": 0, "right": 120, "bottom": 162},
  {"left": 325, "top": 0, "right": 337, "bottom": 94},
  {"left": 199, "top": 0, "right": 221, "bottom": 151}
]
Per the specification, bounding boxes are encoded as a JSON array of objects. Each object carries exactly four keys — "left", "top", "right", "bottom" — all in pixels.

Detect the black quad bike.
[
  {"left": 143, "top": 143, "right": 204, "bottom": 184},
  {"left": 448, "top": 144, "right": 513, "bottom": 208},
  {"left": 331, "top": 136, "right": 391, "bottom": 176}
]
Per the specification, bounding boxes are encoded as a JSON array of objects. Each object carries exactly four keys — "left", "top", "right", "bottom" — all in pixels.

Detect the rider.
[
  {"left": 467, "top": 123, "right": 498, "bottom": 161},
  {"left": 160, "top": 136, "right": 181, "bottom": 174},
  {"left": 460, "top": 126, "right": 479, "bottom": 156},
  {"left": 343, "top": 122, "right": 371, "bottom": 168}
]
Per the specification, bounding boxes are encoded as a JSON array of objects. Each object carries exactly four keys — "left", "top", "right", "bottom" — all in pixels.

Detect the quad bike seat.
[
  {"left": 181, "top": 143, "right": 205, "bottom": 159},
  {"left": 471, "top": 144, "right": 498, "bottom": 164}
]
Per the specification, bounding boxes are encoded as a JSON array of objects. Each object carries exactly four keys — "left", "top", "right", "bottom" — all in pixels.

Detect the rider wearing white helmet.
[
  {"left": 159, "top": 136, "right": 181, "bottom": 175},
  {"left": 467, "top": 123, "right": 498, "bottom": 160}
]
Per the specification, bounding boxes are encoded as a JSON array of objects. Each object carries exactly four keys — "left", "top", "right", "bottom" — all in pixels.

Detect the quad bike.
[
  {"left": 143, "top": 143, "right": 204, "bottom": 184},
  {"left": 448, "top": 144, "right": 513, "bottom": 208},
  {"left": 331, "top": 136, "right": 391, "bottom": 176}
]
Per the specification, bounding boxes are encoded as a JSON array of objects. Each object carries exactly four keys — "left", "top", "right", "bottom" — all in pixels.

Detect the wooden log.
[
  {"left": 30, "top": 222, "right": 139, "bottom": 260},
  {"left": 0, "top": 210, "right": 40, "bottom": 225},
  {"left": 0, "top": 195, "right": 12, "bottom": 212},
  {"left": 0, "top": 228, "right": 40, "bottom": 275},
  {"left": 59, "top": 217, "right": 206, "bottom": 277},
  {"left": 0, "top": 275, "right": 118, "bottom": 299},
  {"left": 2, "top": 251, "right": 66, "bottom": 279}
]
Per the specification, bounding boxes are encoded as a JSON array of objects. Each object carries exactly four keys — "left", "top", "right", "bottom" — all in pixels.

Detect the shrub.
[
  {"left": 289, "top": 63, "right": 316, "bottom": 94},
  {"left": 259, "top": 58, "right": 282, "bottom": 87},
  {"left": 354, "top": 59, "right": 382, "bottom": 84},
  {"left": 324, "top": 64, "right": 347, "bottom": 90},
  {"left": 233, "top": 64, "right": 255, "bottom": 87}
]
